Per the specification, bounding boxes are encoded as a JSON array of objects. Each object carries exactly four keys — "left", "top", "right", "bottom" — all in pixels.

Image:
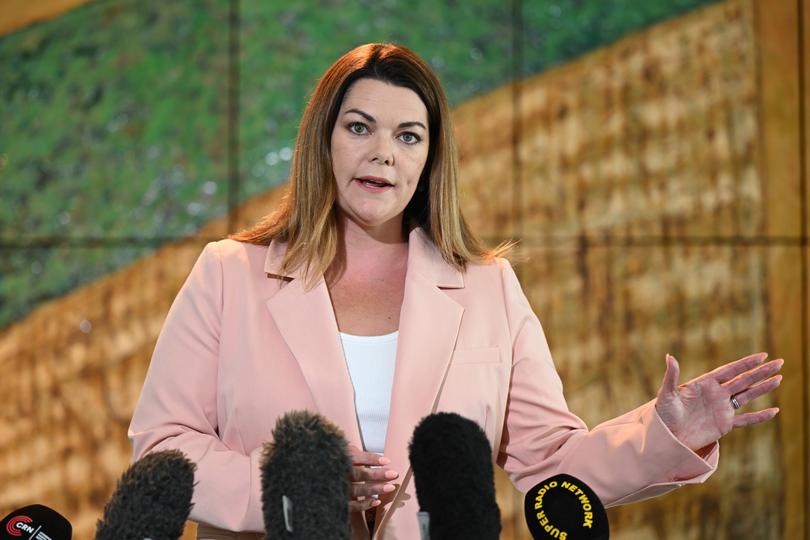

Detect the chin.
[{"left": 348, "top": 212, "right": 402, "bottom": 231}]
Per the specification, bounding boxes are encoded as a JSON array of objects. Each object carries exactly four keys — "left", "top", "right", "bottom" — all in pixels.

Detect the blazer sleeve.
[
  {"left": 494, "top": 259, "right": 719, "bottom": 506},
  {"left": 127, "top": 241, "right": 265, "bottom": 531}
]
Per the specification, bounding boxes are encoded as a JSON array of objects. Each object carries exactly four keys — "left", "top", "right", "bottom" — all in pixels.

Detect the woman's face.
[{"left": 330, "top": 78, "right": 429, "bottom": 234}]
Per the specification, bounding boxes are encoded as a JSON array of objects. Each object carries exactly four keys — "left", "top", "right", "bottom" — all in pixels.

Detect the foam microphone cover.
[
  {"left": 261, "top": 410, "right": 352, "bottom": 540},
  {"left": 1, "top": 504, "right": 72, "bottom": 540},
  {"left": 94, "top": 449, "right": 195, "bottom": 540},
  {"left": 408, "top": 412, "right": 501, "bottom": 540},
  {"left": 524, "top": 473, "right": 609, "bottom": 540}
]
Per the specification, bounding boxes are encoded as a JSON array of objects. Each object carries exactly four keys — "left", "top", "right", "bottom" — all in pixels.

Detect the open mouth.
[{"left": 355, "top": 177, "right": 394, "bottom": 189}]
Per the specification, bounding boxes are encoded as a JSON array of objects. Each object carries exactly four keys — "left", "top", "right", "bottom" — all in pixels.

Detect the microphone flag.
[
  {"left": 523, "top": 473, "right": 609, "bottom": 540},
  {"left": 1, "top": 504, "right": 72, "bottom": 540}
]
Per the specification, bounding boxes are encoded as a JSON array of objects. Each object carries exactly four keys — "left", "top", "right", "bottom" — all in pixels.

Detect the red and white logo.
[{"left": 6, "top": 515, "right": 34, "bottom": 536}]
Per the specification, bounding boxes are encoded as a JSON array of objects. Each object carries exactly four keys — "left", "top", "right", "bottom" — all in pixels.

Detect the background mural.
[
  {"left": 0, "top": 1, "right": 807, "bottom": 539},
  {"left": 1, "top": 0, "right": 716, "bottom": 329}
]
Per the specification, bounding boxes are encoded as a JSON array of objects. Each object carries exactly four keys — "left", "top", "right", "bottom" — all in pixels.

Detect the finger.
[
  {"left": 352, "top": 482, "right": 398, "bottom": 499},
  {"left": 349, "top": 466, "right": 380, "bottom": 482},
  {"left": 350, "top": 452, "right": 391, "bottom": 467},
  {"left": 724, "top": 359, "right": 783, "bottom": 395},
  {"left": 352, "top": 483, "right": 383, "bottom": 498},
  {"left": 347, "top": 445, "right": 388, "bottom": 463},
  {"left": 732, "top": 407, "right": 779, "bottom": 428},
  {"left": 349, "top": 467, "right": 367, "bottom": 482},
  {"left": 350, "top": 466, "right": 399, "bottom": 482},
  {"left": 659, "top": 354, "right": 680, "bottom": 395},
  {"left": 706, "top": 352, "right": 768, "bottom": 384},
  {"left": 731, "top": 375, "right": 783, "bottom": 408},
  {"left": 349, "top": 498, "right": 381, "bottom": 513},
  {"left": 363, "top": 468, "right": 399, "bottom": 482}
]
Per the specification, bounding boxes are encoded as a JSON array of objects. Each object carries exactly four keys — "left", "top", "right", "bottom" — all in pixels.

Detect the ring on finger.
[{"left": 730, "top": 395, "right": 741, "bottom": 410}]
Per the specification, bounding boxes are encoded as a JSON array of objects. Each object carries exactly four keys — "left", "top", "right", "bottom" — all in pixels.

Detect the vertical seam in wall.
[
  {"left": 510, "top": 4, "right": 524, "bottom": 535},
  {"left": 797, "top": 1, "right": 809, "bottom": 538},
  {"left": 512, "top": 0, "right": 523, "bottom": 252},
  {"left": 227, "top": 0, "right": 240, "bottom": 235}
]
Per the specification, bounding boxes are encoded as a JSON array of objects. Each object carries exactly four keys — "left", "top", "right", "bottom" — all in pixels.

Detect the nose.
[{"left": 369, "top": 135, "right": 394, "bottom": 166}]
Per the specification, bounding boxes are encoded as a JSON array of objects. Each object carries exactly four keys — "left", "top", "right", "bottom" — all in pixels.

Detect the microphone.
[
  {"left": 94, "top": 449, "right": 195, "bottom": 540},
  {"left": 523, "top": 474, "right": 609, "bottom": 540},
  {"left": 260, "top": 410, "right": 352, "bottom": 539},
  {"left": 408, "top": 412, "right": 501, "bottom": 540},
  {"left": 1, "top": 504, "right": 72, "bottom": 540}
]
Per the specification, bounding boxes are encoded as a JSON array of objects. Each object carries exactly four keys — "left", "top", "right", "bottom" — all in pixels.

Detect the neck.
[
  {"left": 340, "top": 213, "right": 407, "bottom": 246},
  {"left": 327, "top": 215, "right": 409, "bottom": 284}
]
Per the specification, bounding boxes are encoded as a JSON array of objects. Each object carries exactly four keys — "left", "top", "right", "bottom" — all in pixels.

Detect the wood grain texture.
[
  {"left": 805, "top": 0, "right": 810, "bottom": 241},
  {"left": 519, "top": 1, "right": 762, "bottom": 241},
  {"left": 757, "top": 0, "right": 803, "bottom": 238},
  {"left": 757, "top": 0, "right": 808, "bottom": 537},
  {"left": 513, "top": 243, "right": 785, "bottom": 539},
  {"left": 766, "top": 245, "right": 807, "bottom": 540},
  {"left": 801, "top": 8, "right": 810, "bottom": 539},
  {"left": 494, "top": 0, "right": 807, "bottom": 538},
  {"left": 454, "top": 80, "right": 519, "bottom": 239}
]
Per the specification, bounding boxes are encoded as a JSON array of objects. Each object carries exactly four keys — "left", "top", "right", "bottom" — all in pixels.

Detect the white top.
[{"left": 339, "top": 330, "right": 398, "bottom": 454}]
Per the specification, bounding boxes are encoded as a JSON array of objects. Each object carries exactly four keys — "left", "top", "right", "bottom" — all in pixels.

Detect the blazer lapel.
[
  {"left": 263, "top": 240, "right": 365, "bottom": 449},
  {"left": 374, "top": 228, "right": 465, "bottom": 533}
]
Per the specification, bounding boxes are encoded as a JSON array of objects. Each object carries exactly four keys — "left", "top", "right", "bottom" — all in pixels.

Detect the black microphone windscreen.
[
  {"left": 261, "top": 410, "right": 352, "bottom": 540},
  {"left": 1, "top": 504, "right": 72, "bottom": 540},
  {"left": 524, "top": 474, "right": 609, "bottom": 540},
  {"left": 408, "top": 412, "right": 501, "bottom": 540},
  {"left": 94, "top": 449, "right": 195, "bottom": 540}
]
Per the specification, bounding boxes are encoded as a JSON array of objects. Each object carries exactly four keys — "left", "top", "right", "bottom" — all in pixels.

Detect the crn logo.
[{"left": 6, "top": 515, "right": 34, "bottom": 536}]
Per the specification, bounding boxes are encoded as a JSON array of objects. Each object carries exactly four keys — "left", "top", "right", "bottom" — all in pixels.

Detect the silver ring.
[{"left": 730, "top": 395, "right": 741, "bottom": 410}]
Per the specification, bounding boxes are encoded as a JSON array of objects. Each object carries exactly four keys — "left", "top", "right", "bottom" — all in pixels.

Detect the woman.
[{"left": 128, "top": 43, "right": 783, "bottom": 539}]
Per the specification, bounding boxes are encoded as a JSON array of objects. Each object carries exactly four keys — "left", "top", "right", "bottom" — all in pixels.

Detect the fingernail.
[
  {"left": 382, "top": 484, "right": 396, "bottom": 493},
  {"left": 385, "top": 470, "right": 399, "bottom": 479},
  {"left": 378, "top": 457, "right": 391, "bottom": 465},
  {"left": 372, "top": 499, "right": 381, "bottom": 506}
]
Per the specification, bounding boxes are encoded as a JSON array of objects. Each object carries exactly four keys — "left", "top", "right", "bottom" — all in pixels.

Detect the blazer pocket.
[{"left": 451, "top": 347, "right": 501, "bottom": 365}]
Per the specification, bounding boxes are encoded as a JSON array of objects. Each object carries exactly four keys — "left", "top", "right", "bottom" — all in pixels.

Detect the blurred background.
[{"left": 0, "top": 0, "right": 806, "bottom": 538}]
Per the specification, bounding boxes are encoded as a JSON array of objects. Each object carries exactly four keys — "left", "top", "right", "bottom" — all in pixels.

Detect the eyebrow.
[{"left": 344, "top": 108, "right": 427, "bottom": 131}]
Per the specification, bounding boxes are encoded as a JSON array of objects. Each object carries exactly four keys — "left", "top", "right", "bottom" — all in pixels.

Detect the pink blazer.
[{"left": 128, "top": 227, "right": 718, "bottom": 539}]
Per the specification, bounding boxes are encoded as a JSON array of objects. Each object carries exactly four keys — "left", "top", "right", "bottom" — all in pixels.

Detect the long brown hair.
[{"left": 230, "top": 43, "right": 513, "bottom": 286}]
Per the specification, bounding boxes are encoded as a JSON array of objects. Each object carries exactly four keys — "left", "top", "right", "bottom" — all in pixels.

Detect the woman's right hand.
[{"left": 347, "top": 444, "right": 399, "bottom": 513}]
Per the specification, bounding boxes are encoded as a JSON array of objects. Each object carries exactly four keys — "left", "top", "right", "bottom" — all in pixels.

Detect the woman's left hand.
[{"left": 654, "top": 352, "right": 783, "bottom": 453}]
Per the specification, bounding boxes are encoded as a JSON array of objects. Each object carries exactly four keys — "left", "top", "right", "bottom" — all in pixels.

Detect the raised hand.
[
  {"left": 654, "top": 352, "right": 783, "bottom": 453},
  {"left": 347, "top": 444, "right": 399, "bottom": 513}
]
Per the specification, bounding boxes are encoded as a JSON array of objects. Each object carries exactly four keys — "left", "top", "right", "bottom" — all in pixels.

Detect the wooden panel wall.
[
  {"left": 457, "top": 1, "right": 808, "bottom": 538},
  {"left": 754, "top": 0, "right": 806, "bottom": 537}
]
